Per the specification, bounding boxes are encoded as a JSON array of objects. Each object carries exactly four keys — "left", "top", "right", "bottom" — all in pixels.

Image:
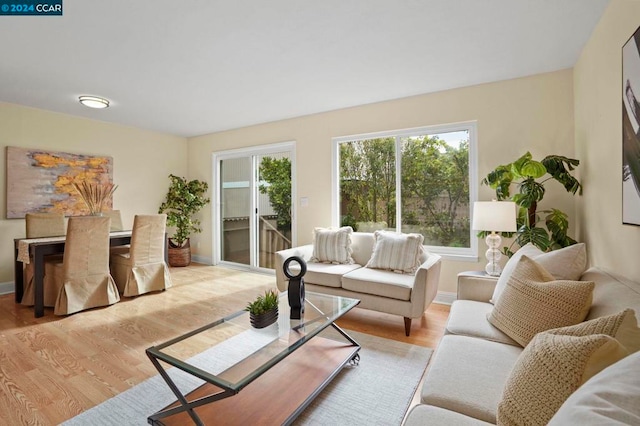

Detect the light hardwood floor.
[{"left": 0, "top": 263, "right": 450, "bottom": 425}]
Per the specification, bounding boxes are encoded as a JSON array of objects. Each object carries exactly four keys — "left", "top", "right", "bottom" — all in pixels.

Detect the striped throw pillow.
[
  {"left": 309, "top": 226, "right": 354, "bottom": 264},
  {"left": 365, "top": 231, "right": 424, "bottom": 274}
]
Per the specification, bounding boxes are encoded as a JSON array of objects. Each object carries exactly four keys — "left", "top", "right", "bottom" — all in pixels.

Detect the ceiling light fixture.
[{"left": 78, "top": 95, "right": 110, "bottom": 109}]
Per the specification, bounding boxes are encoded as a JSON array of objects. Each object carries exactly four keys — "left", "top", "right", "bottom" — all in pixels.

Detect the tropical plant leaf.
[
  {"left": 541, "top": 155, "right": 582, "bottom": 195},
  {"left": 513, "top": 179, "right": 545, "bottom": 208},
  {"left": 515, "top": 225, "right": 551, "bottom": 251},
  {"left": 481, "top": 165, "right": 513, "bottom": 200}
]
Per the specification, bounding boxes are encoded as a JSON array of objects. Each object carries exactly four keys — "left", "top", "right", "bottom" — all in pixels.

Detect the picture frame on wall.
[{"left": 622, "top": 25, "right": 640, "bottom": 226}]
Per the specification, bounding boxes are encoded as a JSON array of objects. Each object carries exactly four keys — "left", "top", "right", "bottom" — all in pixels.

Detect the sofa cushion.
[
  {"left": 365, "top": 230, "right": 424, "bottom": 274},
  {"left": 421, "top": 335, "right": 522, "bottom": 424},
  {"left": 290, "top": 262, "right": 361, "bottom": 288},
  {"left": 547, "top": 309, "right": 640, "bottom": 354},
  {"left": 445, "top": 300, "right": 519, "bottom": 346},
  {"left": 342, "top": 267, "right": 414, "bottom": 301},
  {"left": 404, "top": 404, "right": 493, "bottom": 426},
  {"left": 491, "top": 242, "right": 587, "bottom": 304},
  {"left": 497, "top": 331, "right": 628, "bottom": 426},
  {"left": 488, "top": 255, "right": 594, "bottom": 347},
  {"left": 309, "top": 226, "right": 354, "bottom": 264},
  {"left": 584, "top": 268, "right": 640, "bottom": 322},
  {"left": 549, "top": 351, "right": 640, "bottom": 425}
]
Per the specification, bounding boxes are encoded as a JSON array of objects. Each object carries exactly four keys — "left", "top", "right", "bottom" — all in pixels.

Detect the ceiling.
[{"left": 0, "top": 0, "right": 610, "bottom": 138}]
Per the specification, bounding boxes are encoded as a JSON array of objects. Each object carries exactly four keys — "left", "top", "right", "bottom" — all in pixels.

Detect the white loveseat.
[
  {"left": 275, "top": 232, "right": 442, "bottom": 336},
  {"left": 404, "top": 265, "right": 640, "bottom": 425}
]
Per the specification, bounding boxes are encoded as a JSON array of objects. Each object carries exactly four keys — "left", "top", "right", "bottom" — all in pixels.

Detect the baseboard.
[
  {"left": 434, "top": 291, "right": 456, "bottom": 306},
  {"left": 0, "top": 281, "right": 15, "bottom": 295},
  {"left": 190, "top": 254, "right": 213, "bottom": 265}
]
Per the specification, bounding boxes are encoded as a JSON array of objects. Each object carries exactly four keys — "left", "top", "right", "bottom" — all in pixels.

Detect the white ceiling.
[{"left": 0, "top": 0, "right": 610, "bottom": 138}]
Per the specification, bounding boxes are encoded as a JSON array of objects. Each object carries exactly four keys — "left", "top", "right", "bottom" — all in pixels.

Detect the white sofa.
[
  {"left": 404, "top": 267, "right": 640, "bottom": 425},
  {"left": 275, "top": 232, "right": 442, "bottom": 336}
]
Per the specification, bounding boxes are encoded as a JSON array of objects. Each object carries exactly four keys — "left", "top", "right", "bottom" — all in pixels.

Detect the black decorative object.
[
  {"left": 249, "top": 308, "right": 278, "bottom": 329},
  {"left": 284, "top": 256, "right": 306, "bottom": 319}
]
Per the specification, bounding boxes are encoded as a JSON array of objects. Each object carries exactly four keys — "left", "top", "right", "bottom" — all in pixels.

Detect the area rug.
[{"left": 62, "top": 329, "right": 432, "bottom": 426}]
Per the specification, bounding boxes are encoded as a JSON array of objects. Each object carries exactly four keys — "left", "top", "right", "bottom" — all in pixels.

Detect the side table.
[{"left": 457, "top": 271, "right": 499, "bottom": 302}]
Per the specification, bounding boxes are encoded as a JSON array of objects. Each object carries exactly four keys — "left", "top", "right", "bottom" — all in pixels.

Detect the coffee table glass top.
[{"left": 146, "top": 291, "right": 359, "bottom": 392}]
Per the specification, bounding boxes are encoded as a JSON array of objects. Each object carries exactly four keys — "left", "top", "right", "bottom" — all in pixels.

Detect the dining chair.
[
  {"left": 21, "top": 212, "right": 66, "bottom": 306},
  {"left": 44, "top": 216, "right": 120, "bottom": 315},
  {"left": 110, "top": 214, "right": 172, "bottom": 297}
]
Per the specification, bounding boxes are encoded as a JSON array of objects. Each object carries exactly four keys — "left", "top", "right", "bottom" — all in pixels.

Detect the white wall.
[
  {"left": 188, "top": 69, "right": 576, "bottom": 294},
  {"left": 574, "top": 0, "right": 640, "bottom": 281},
  {"left": 0, "top": 102, "right": 187, "bottom": 286}
]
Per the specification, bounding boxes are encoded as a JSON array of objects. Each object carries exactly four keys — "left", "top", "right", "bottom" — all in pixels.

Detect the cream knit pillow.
[
  {"left": 491, "top": 242, "right": 587, "bottom": 304},
  {"left": 309, "top": 226, "right": 354, "bottom": 264},
  {"left": 488, "top": 255, "right": 594, "bottom": 347},
  {"left": 365, "top": 231, "right": 424, "bottom": 274},
  {"left": 547, "top": 309, "right": 640, "bottom": 354},
  {"left": 497, "top": 332, "right": 628, "bottom": 426}
]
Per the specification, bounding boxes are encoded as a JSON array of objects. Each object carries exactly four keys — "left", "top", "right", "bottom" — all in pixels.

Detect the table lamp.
[{"left": 472, "top": 200, "right": 517, "bottom": 276}]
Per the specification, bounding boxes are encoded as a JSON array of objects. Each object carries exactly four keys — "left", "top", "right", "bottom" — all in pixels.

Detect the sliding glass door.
[{"left": 214, "top": 143, "right": 294, "bottom": 271}]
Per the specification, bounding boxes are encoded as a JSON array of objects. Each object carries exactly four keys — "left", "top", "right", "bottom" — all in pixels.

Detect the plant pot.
[
  {"left": 168, "top": 238, "right": 191, "bottom": 267},
  {"left": 249, "top": 307, "right": 278, "bottom": 329}
]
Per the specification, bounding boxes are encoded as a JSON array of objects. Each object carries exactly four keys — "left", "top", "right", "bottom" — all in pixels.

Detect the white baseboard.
[
  {"left": 190, "top": 254, "right": 213, "bottom": 265},
  {"left": 434, "top": 291, "right": 456, "bottom": 306},
  {"left": 0, "top": 281, "right": 15, "bottom": 296}
]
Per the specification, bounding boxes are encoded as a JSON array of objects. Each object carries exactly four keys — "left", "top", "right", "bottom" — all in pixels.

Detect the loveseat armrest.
[
  {"left": 274, "top": 245, "right": 314, "bottom": 292},
  {"left": 457, "top": 271, "right": 498, "bottom": 303},
  {"left": 409, "top": 253, "right": 442, "bottom": 318}
]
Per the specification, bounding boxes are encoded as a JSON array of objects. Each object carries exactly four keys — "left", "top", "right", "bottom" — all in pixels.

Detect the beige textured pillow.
[
  {"left": 547, "top": 309, "right": 640, "bottom": 354},
  {"left": 365, "top": 231, "right": 424, "bottom": 274},
  {"left": 491, "top": 242, "right": 587, "bottom": 304},
  {"left": 497, "top": 332, "right": 629, "bottom": 426},
  {"left": 488, "top": 255, "right": 594, "bottom": 347},
  {"left": 309, "top": 226, "right": 354, "bottom": 264}
]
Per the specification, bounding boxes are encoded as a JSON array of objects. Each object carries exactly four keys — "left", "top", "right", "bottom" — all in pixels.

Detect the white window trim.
[{"left": 332, "top": 121, "right": 478, "bottom": 261}]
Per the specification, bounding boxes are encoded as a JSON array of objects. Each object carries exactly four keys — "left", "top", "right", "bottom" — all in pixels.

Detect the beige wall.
[
  {"left": 0, "top": 102, "right": 187, "bottom": 284},
  {"left": 188, "top": 69, "right": 576, "bottom": 294},
  {"left": 574, "top": 0, "right": 640, "bottom": 281}
]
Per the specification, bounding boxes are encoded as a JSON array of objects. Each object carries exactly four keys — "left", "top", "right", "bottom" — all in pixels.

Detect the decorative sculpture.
[{"left": 283, "top": 256, "right": 306, "bottom": 319}]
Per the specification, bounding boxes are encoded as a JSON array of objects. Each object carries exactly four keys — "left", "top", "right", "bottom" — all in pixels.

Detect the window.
[{"left": 333, "top": 122, "right": 477, "bottom": 258}]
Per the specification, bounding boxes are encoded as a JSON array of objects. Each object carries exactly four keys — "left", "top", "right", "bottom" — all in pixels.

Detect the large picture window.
[{"left": 333, "top": 122, "right": 477, "bottom": 257}]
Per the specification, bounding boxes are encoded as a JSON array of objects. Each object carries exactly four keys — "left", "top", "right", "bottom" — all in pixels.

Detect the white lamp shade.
[{"left": 472, "top": 201, "right": 517, "bottom": 232}]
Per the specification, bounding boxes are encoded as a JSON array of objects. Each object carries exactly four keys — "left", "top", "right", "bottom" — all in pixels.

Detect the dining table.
[{"left": 14, "top": 231, "right": 134, "bottom": 318}]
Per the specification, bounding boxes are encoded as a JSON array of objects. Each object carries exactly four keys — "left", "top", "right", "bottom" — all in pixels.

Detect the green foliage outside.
[
  {"left": 258, "top": 157, "right": 292, "bottom": 231},
  {"left": 482, "top": 152, "right": 582, "bottom": 255},
  {"left": 245, "top": 289, "right": 279, "bottom": 315},
  {"left": 339, "top": 136, "right": 470, "bottom": 247},
  {"left": 158, "top": 174, "right": 210, "bottom": 247}
]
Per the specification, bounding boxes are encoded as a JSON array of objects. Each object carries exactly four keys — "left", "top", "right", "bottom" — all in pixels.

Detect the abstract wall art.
[
  {"left": 6, "top": 146, "right": 114, "bottom": 218},
  {"left": 623, "top": 25, "right": 640, "bottom": 226}
]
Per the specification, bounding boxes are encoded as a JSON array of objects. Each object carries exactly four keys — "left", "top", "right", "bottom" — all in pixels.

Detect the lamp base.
[{"left": 484, "top": 233, "right": 503, "bottom": 276}]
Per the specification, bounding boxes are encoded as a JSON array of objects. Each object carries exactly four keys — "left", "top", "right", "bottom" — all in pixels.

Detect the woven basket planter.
[{"left": 168, "top": 239, "right": 191, "bottom": 267}]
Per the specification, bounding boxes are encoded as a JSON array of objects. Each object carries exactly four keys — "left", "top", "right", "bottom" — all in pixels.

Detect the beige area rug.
[{"left": 63, "top": 329, "right": 432, "bottom": 426}]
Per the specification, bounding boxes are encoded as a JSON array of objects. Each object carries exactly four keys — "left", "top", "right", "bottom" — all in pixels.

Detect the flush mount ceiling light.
[{"left": 78, "top": 95, "right": 110, "bottom": 109}]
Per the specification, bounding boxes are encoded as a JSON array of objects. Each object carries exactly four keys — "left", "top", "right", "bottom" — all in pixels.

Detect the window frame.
[{"left": 331, "top": 121, "right": 478, "bottom": 261}]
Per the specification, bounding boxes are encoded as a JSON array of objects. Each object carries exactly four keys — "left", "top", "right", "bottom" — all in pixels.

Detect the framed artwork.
[
  {"left": 6, "top": 146, "right": 113, "bottom": 218},
  {"left": 623, "top": 25, "right": 640, "bottom": 226}
]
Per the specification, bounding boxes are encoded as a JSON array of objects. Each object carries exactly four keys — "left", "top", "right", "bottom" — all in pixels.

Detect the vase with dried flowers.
[{"left": 73, "top": 181, "right": 118, "bottom": 216}]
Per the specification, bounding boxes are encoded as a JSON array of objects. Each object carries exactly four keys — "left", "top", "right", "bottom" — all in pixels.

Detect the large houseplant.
[
  {"left": 158, "top": 174, "right": 210, "bottom": 266},
  {"left": 482, "top": 152, "right": 582, "bottom": 256}
]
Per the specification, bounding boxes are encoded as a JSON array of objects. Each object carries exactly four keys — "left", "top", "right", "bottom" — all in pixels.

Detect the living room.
[{"left": 1, "top": 0, "right": 640, "bottom": 424}]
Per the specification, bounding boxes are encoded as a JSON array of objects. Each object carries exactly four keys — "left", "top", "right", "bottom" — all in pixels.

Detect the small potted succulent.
[{"left": 246, "top": 289, "right": 279, "bottom": 329}]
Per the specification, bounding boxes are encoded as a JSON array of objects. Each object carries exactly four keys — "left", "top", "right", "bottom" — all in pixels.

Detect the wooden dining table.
[{"left": 14, "top": 231, "right": 133, "bottom": 318}]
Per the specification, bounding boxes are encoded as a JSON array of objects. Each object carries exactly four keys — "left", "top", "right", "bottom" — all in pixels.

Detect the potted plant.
[
  {"left": 482, "top": 152, "right": 582, "bottom": 256},
  {"left": 246, "top": 289, "right": 279, "bottom": 329},
  {"left": 158, "top": 174, "right": 210, "bottom": 267}
]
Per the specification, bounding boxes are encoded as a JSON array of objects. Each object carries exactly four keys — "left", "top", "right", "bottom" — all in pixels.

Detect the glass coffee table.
[{"left": 146, "top": 291, "right": 361, "bottom": 425}]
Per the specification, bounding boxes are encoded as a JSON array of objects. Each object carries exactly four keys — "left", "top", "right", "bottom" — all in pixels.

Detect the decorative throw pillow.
[
  {"left": 548, "top": 351, "right": 640, "bottom": 425},
  {"left": 491, "top": 242, "right": 587, "bottom": 304},
  {"left": 497, "top": 331, "right": 629, "bottom": 426},
  {"left": 365, "top": 231, "right": 424, "bottom": 274},
  {"left": 546, "top": 309, "right": 640, "bottom": 354},
  {"left": 309, "top": 226, "right": 354, "bottom": 264},
  {"left": 488, "top": 255, "right": 594, "bottom": 347}
]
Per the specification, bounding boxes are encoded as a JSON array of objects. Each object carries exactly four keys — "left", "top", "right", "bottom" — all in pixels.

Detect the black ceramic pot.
[{"left": 250, "top": 308, "right": 278, "bottom": 329}]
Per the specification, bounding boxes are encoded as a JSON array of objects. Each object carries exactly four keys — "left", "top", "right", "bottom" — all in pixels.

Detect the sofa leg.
[{"left": 404, "top": 317, "right": 412, "bottom": 336}]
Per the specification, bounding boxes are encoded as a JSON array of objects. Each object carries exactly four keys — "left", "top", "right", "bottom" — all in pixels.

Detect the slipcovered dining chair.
[
  {"left": 44, "top": 216, "right": 120, "bottom": 315},
  {"left": 21, "top": 212, "right": 66, "bottom": 306},
  {"left": 110, "top": 214, "right": 172, "bottom": 297}
]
